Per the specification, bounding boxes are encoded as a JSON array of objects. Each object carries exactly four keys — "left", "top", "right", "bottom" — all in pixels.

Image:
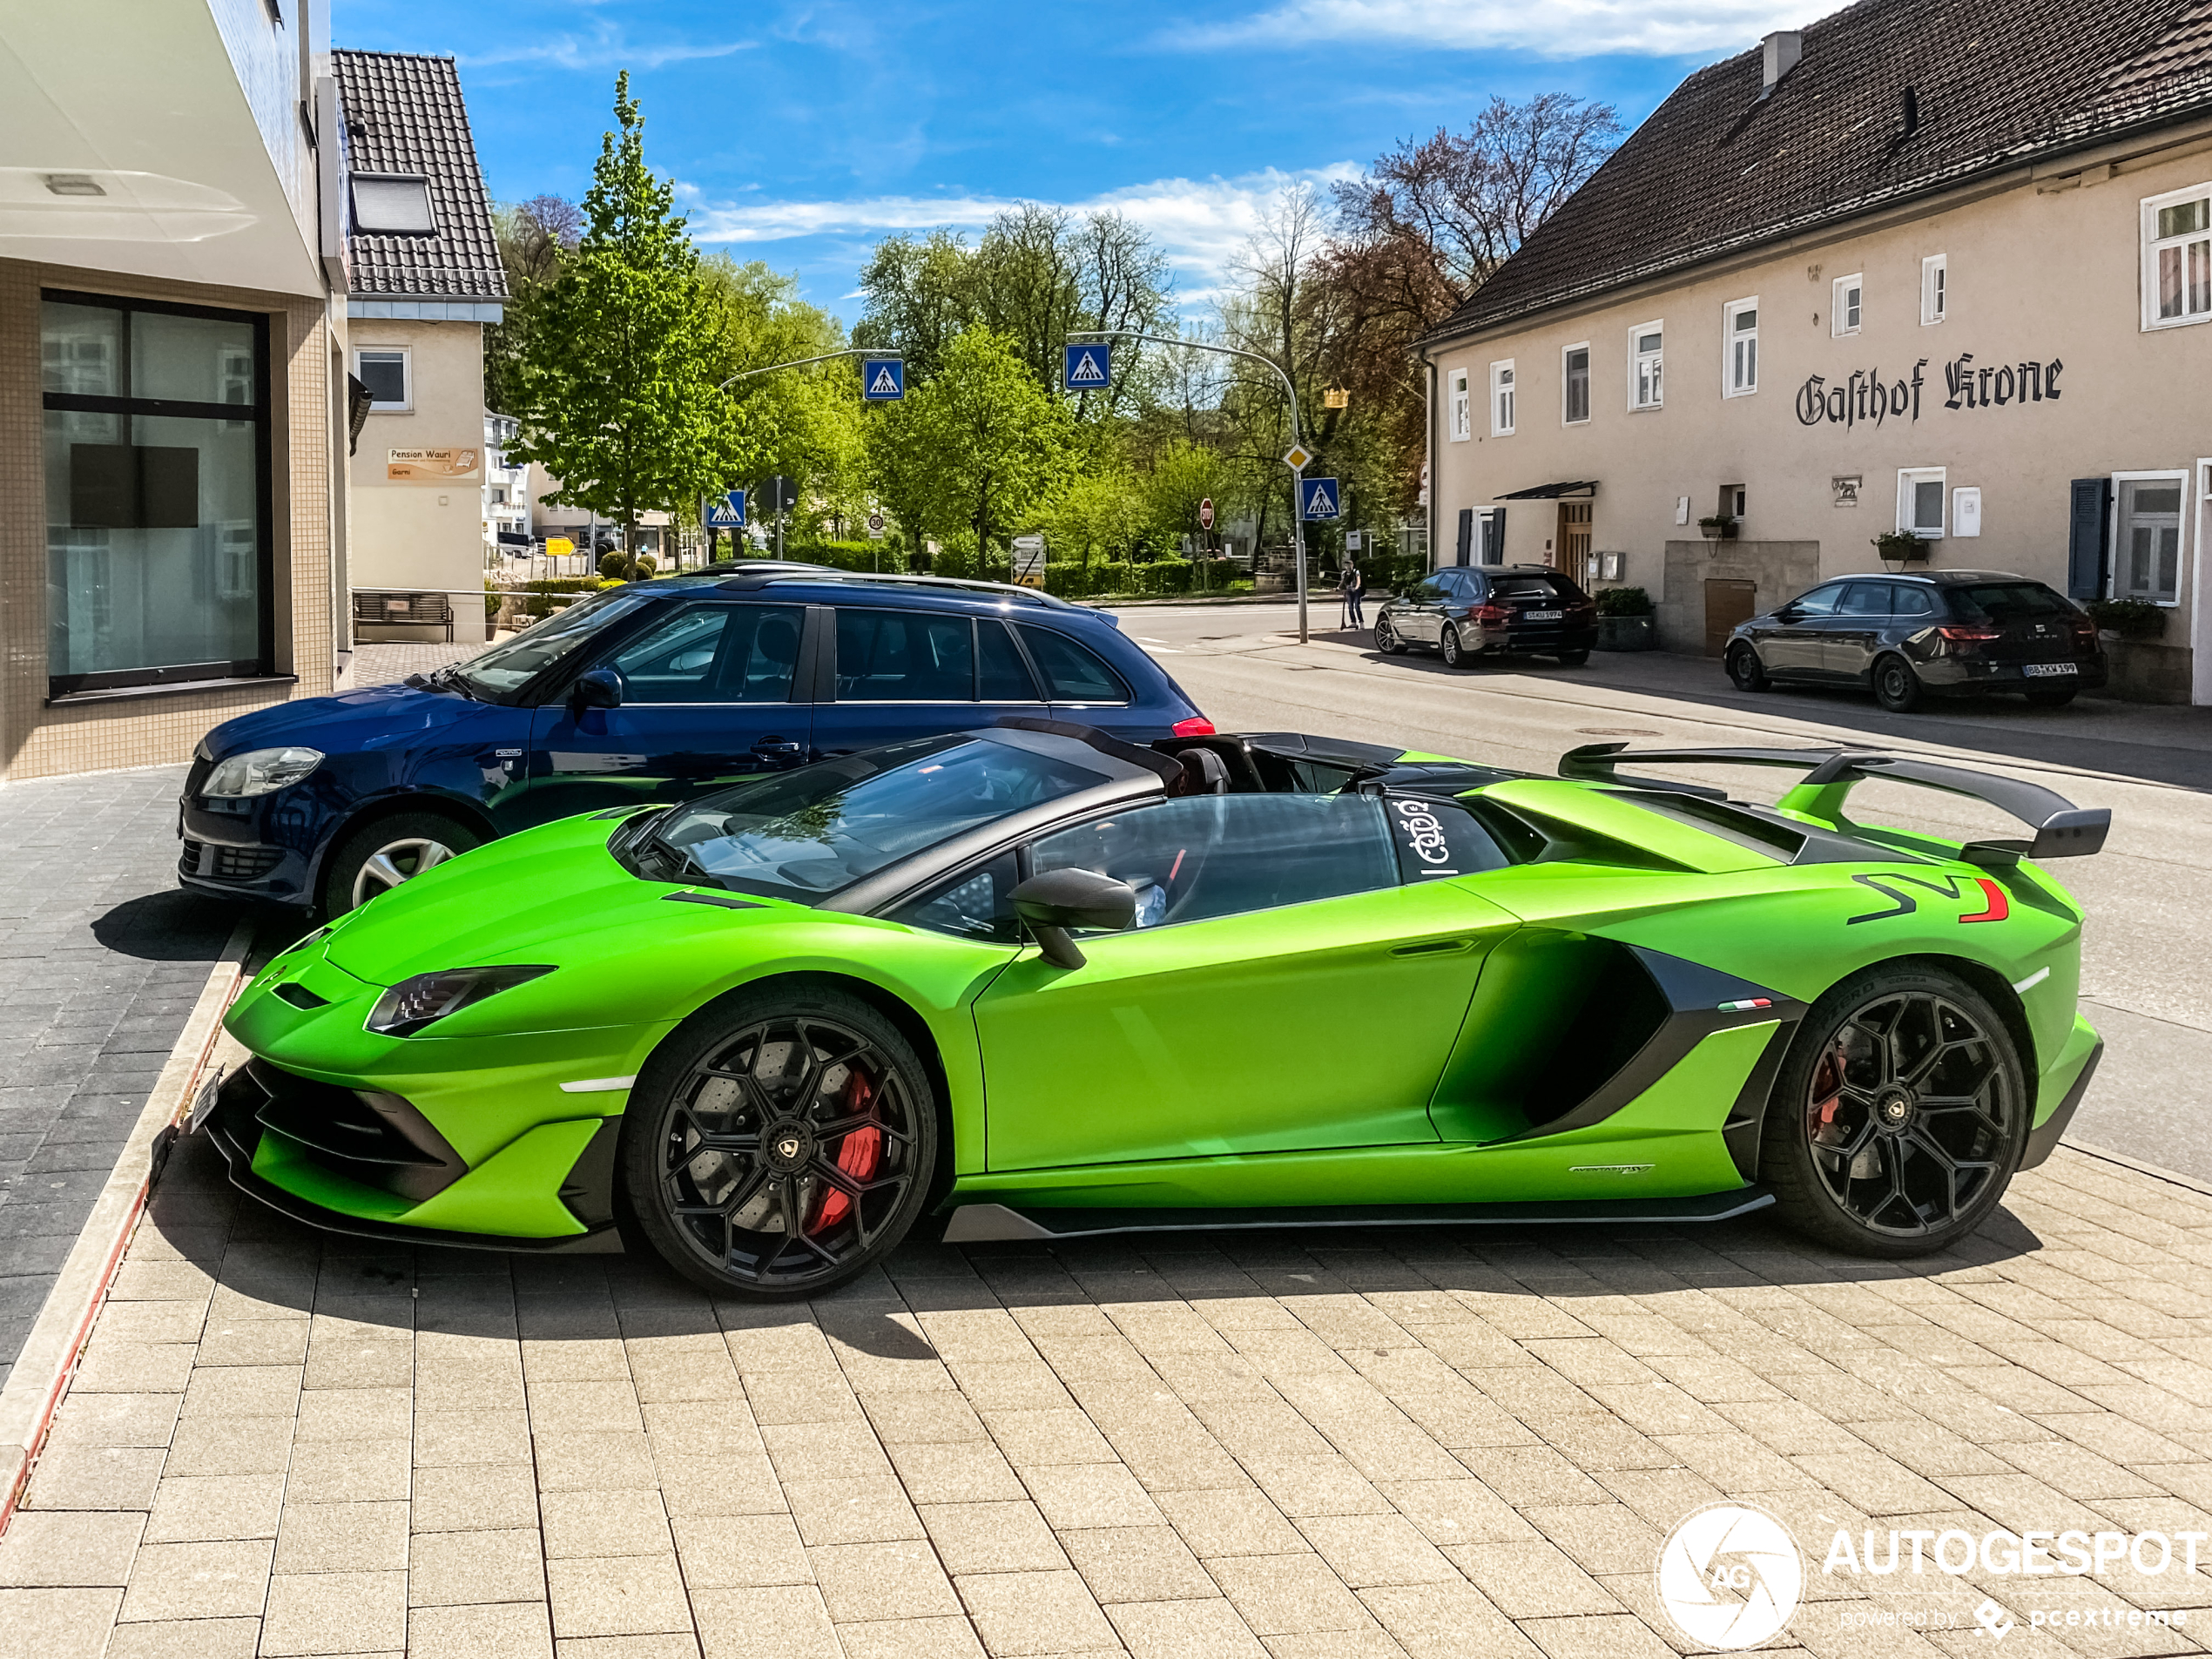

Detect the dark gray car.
[
  {"left": 1724, "top": 570, "right": 2107, "bottom": 711},
  {"left": 1373, "top": 564, "right": 1598, "bottom": 668}
]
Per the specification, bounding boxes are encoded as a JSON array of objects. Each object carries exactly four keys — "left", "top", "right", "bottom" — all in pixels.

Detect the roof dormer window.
[{"left": 350, "top": 174, "right": 435, "bottom": 236}]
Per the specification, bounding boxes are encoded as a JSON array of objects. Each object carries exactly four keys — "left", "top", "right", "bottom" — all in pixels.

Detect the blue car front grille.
[{"left": 180, "top": 840, "right": 284, "bottom": 883}]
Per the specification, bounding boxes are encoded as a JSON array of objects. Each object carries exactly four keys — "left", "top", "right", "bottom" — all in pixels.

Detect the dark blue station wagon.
[{"left": 179, "top": 570, "right": 1213, "bottom": 913}]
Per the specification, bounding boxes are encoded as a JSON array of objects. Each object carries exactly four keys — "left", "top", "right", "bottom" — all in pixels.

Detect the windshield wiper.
[{"left": 425, "top": 664, "right": 480, "bottom": 700}]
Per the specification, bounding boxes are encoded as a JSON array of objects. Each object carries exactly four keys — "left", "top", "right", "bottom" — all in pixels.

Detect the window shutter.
[
  {"left": 2066, "top": 477, "right": 2111, "bottom": 599},
  {"left": 1481, "top": 509, "right": 1507, "bottom": 564},
  {"left": 1455, "top": 508, "right": 1474, "bottom": 567}
]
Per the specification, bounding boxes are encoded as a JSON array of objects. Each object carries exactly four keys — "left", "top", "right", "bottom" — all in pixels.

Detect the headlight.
[
  {"left": 367, "top": 965, "right": 555, "bottom": 1037},
  {"left": 203, "top": 746, "right": 323, "bottom": 798}
]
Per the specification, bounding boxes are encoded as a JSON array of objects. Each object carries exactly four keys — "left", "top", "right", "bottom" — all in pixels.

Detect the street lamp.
[{"left": 1067, "top": 330, "right": 1317, "bottom": 644}]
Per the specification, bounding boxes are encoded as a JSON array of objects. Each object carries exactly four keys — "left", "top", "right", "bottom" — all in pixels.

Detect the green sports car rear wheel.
[
  {"left": 626, "top": 988, "right": 937, "bottom": 1298},
  {"left": 1762, "top": 965, "right": 2026, "bottom": 1258}
]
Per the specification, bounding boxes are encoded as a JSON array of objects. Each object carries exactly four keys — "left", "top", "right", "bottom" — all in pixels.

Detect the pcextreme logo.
[{"left": 1656, "top": 1503, "right": 1805, "bottom": 1649}]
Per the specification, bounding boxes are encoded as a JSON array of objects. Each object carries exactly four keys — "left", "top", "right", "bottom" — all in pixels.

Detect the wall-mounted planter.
[{"left": 1697, "top": 520, "right": 1739, "bottom": 541}]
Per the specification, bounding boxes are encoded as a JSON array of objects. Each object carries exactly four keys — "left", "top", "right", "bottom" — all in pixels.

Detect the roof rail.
[
  {"left": 721, "top": 569, "right": 1079, "bottom": 610},
  {"left": 1559, "top": 743, "right": 2109, "bottom": 864}
]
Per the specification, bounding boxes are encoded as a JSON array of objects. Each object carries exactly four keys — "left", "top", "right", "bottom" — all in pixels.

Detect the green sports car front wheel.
[{"left": 624, "top": 985, "right": 939, "bottom": 1298}]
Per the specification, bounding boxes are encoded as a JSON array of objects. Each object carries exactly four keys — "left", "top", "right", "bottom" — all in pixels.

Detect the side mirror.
[
  {"left": 570, "top": 666, "right": 625, "bottom": 711},
  {"left": 1010, "top": 868, "right": 1136, "bottom": 970}
]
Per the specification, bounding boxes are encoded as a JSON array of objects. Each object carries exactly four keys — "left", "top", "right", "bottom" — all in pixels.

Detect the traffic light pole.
[{"left": 1068, "top": 330, "right": 1312, "bottom": 643}]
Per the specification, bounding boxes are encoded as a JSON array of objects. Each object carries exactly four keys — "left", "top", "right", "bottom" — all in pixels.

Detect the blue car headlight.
[
  {"left": 367, "top": 966, "right": 555, "bottom": 1037},
  {"left": 203, "top": 746, "right": 324, "bottom": 798}
]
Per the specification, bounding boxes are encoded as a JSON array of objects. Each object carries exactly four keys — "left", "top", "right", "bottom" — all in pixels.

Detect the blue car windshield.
[
  {"left": 646, "top": 736, "right": 1107, "bottom": 903},
  {"left": 448, "top": 588, "right": 658, "bottom": 698}
]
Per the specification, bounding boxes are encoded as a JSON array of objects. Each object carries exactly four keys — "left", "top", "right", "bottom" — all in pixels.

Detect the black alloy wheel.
[
  {"left": 1872, "top": 654, "right": 1925, "bottom": 712},
  {"left": 1440, "top": 624, "right": 1469, "bottom": 669},
  {"left": 1760, "top": 965, "right": 2025, "bottom": 1257},
  {"left": 1374, "top": 616, "right": 1406, "bottom": 656},
  {"left": 625, "top": 987, "right": 936, "bottom": 1298},
  {"left": 1726, "top": 644, "right": 1769, "bottom": 692}
]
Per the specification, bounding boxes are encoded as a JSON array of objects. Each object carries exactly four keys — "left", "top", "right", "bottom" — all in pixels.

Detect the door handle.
[
  {"left": 750, "top": 738, "right": 803, "bottom": 758},
  {"left": 1391, "top": 938, "right": 1472, "bottom": 957}
]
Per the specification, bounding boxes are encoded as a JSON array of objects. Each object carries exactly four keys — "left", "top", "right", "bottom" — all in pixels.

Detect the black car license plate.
[
  {"left": 2023, "top": 663, "right": 2078, "bottom": 678},
  {"left": 1523, "top": 609, "right": 1563, "bottom": 623}
]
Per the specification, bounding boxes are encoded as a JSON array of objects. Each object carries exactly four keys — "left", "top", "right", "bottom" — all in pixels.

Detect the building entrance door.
[
  {"left": 1704, "top": 578, "right": 1757, "bottom": 658},
  {"left": 1557, "top": 502, "right": 1593, "bottom": 585}
]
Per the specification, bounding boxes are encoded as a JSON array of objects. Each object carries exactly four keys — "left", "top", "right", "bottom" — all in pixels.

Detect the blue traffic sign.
[
  {"left": 861, "top": 359, "right": 905, "bottom": 401},
  {"left": 705, "top": 489, "right": 745, "bottom": 529},
  {"left": 1063, "top": 342, "right": 1111, "bottom": 390},
  {"left": 1299, "top": 477, "right": 1341, "bottom": 521}
]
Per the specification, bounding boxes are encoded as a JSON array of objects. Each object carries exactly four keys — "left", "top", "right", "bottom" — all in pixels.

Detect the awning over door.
[{"left": 1494, "top": 480, "right": 1599, "bottom": 500}]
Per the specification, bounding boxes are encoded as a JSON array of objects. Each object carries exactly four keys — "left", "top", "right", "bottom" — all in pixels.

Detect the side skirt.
[{"left": 940, "top": 1188, "right": 1774, "bottom": 1244}]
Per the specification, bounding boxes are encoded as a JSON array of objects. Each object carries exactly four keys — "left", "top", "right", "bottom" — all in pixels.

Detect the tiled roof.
[
  {"left": 1435, "top": 0, "right": 2212, "bottom": 341},
  {"left": 332, "top": 50, "right": 507, "bottom": 301}
]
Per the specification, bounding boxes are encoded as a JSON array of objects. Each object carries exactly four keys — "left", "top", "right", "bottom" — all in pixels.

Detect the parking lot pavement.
[
  {"left": 0, "top": 767, "right": 236, "bottom": 1390},
  {"left": 6, "top": 1128, "right": 2211, "bottom": 1659},
  {"left": 343, "top": 643, "right": 481, "bottom": 691}
]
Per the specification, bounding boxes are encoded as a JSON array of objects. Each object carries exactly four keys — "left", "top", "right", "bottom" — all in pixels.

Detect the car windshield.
[
  {"left": 446, "top": 589, "right": 658, "bottom": 698},
  {"left": 639, "top": 735, "right": 1108, "bottom": 903},
  {"left": 1947, "top": 583, "right": 2075, "bottom": 624}
]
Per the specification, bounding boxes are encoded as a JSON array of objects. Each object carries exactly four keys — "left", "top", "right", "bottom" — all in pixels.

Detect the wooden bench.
[{"left": 354, "top": 590, "right": 455, "bottom": 643}]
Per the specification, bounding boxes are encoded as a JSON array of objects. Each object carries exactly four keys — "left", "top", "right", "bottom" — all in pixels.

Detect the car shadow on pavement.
[{"left": 87, "top": 889, "right": 235, "bottom": 961}]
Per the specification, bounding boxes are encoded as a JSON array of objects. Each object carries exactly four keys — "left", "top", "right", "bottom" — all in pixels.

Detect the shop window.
[
  {"left": 1447, "top": 368, "right": 1470, "bottom": 442},
  {"left": 40, "top": 291, "right": 273, "bottom": 697},
  {"left": 1630, "top": 322, "right": 1662, "bottom": 409},
  {"left": 1562, "top": 344, "right": 1590, "bottom": 424},
  {"left": 1490, "top": 361, "right": 1515, "bottom": 435},
  {"left": 1832, "top": 273, "right": 1863, "bottom": 336},
  {"left": 354, "top": 347, "right": 409, "bottom": 411},
  {"left": 1724, "top": 298, "right": 1758, "bottom": 396},
  {"left": 1921, "top": 254, "right": 1947, "bottom": 324},
  {"left": 1898, "top": 467, "right": 1946, "bottom": 538},
  {"left": 2144, "top": 185, "right": 2212, "bottom": 329},
  {"left": 2114, "top": 475, "right": 2185, "bottom": 604}
]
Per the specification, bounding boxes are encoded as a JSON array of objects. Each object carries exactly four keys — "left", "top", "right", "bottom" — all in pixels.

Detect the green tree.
[
  {"left": 851, "top": 231, "right": 976, "bottom": 385},
  {"left": 482, "top": 195, "right": 580, "bottom": 415},
  {"left": 507, "top": 74, "right": 740, "bottom": 577},
  {"left": 1141, "top": 439, "right": 1222, "bottom": 550},
  {"left": 867, "top": 327, "right": 1074, "bottom": 578},
  {"left": 1033, "top": 467, "right": 1149, "bottom": 578}
]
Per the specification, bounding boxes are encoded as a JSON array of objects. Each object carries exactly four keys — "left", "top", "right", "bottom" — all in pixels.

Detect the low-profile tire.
[
  {"left": 2025, "top": 686, "right": 2078, "bottom": 708},
  {"left": 1440, "top": 624, "right": 1469, "bottom": 669},
  {"left": 320, "top": 812, "right": 481, "bottom": 916},
  {"left": 1726, "top": 644, "right": 1770, "bottom": 691},
  {"left": 1374, "top": 616, "right": 1407, "bottom": 656},
  {"left": 1871, "top": 653, "right": 1925, "bottom": 712},
  {"left": 1554, "top": 649, "right": 1589, "bottom": 666},
  {"left": 1758, "top": 963, "right": 2027, "bottom": 1258},
  {"left": 624, "top": 983, "right": 939, "bottom": 1299}
]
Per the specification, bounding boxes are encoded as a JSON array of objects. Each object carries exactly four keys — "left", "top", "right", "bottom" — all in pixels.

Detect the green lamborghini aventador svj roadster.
[{"left": 198, "top": 718, "right": 2109, "bottom": 1297}]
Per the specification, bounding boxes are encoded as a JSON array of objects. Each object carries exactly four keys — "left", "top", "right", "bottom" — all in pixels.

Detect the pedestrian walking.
[{"left": 1339, "top": 557, "right": 1366, "bottom": 630}]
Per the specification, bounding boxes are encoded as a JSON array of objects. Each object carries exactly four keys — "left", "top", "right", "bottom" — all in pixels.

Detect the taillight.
[
  {"left": 1171, "top": 717, "right": 1216, "bottom": 738},
  {"left": 1936, "top": 625, "right": 2001, "bottom": 654},
  {"left": 1473, "top": 604, "right": 1509, "bottom": 626}
]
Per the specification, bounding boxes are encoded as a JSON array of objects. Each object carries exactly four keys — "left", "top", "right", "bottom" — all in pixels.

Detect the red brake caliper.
[{"left": 808, "top": 1069, "right": 881, "bottom": 1235}]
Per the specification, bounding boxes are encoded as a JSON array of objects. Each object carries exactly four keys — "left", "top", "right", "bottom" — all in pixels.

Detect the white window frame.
[
  {"left": 1490, "top": 360, "right": 1515, "bottom": 436},
  {"left": 2142, "top": 182, "right": 2212, "bottom": 331},
  {"left": 1561, "top": 341, "right": 1591, "bottom": 425},
  {"left": 2110, "top": 468, "right": 2189, "bottom": 604},
  {"left": 1629, "top": 320, "right": 1663, "bottom": 410},
  {"left": 1723, "top": 297, "right": 1759, "bottom": 397},
  {"left": 1447, "top": 367, "right": 1471, "bottom": 442},
  {"left": 1831, "top": 273, "right": 1864, "bottom": 337},
  {"left": 1920, "top": 253, "right": 1947, "bottom": 325},
  {"left": 354, "top": 345, "right": 411, "bottom": 413},
  {"left": 1898, "top": 466, "right": 1946, "bottom": 538}
]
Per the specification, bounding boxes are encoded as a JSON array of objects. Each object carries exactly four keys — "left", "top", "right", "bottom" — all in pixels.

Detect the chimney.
[{"left": 1760, "top": 30, "right": 1803, "bottom": 97}]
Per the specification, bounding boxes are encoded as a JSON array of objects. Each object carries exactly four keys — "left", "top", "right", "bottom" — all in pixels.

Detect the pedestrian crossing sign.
[
  {"left": 705, "top": 489, "right": 745, "bottom": 529},
  {"left": 861, "top": 359, "right": 905, "bottom": 401},
  {"left": 1063, "top": 342, "right": 1111, "bottom": 390},
  {"left": 1299, "top": 477, "right": 1341, "bottom": 521}
]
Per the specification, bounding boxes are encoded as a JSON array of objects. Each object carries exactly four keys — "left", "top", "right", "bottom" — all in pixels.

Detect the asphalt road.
[{"left": 1108, "top": 598, "right": 2212, "bottom": 1181}]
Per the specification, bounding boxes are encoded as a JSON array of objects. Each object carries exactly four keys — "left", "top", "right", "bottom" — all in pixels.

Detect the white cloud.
[
  {"left": 1177, "top": 0, "right": 1813, "bottom": 57},
  {"left": 685, "top": 165, "right": 1363, "bottom": 301},
  {"left": 463, "top": 27, "right": 756, "bottom": 71}
]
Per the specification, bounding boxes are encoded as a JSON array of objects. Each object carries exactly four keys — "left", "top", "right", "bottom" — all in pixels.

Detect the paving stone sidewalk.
[
  {"left": 0, "top": 768, "right": 236, "bottom": 1388},
  {"left": 4, "top": 1135, "right": 2212, "bottom": 1659}
]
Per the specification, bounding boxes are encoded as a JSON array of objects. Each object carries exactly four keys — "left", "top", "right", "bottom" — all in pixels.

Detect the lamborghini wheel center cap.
[
  {"left": 1874, "top": 1089, "right": 1916, "bottom": 1131},
  {"left": 765, "top": 1121, "right": 813, "bottom": 1172}
]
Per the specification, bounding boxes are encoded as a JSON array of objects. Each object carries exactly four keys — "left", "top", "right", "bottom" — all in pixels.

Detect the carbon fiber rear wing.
[{"left": 1559, "top": 743, "right": 2109, "bottom": 864}]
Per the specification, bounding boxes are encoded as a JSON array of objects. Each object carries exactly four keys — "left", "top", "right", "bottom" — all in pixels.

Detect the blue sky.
[{"left": 337, "top": 0, "right": 1817, "bottom": 320}]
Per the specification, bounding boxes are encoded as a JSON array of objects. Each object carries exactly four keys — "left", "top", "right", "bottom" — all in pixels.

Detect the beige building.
[
  {"left": 1423, "top": 0, "right": 2212, "bottom": 703},
  {"left": 335, "top": 50, "right": 506, "bottom": 646},
  {"left": 2, "top": 0, "right": 350, "bottom": 781}
]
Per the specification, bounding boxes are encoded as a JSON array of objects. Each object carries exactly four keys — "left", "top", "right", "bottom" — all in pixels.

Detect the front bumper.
[{"left": 179, "top": 781, "right": 320, "bottom": 905}]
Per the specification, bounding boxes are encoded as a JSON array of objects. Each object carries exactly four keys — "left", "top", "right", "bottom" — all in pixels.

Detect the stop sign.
[{"left": 1199, "top": 498, "right": 1215, "bottom": 529}]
